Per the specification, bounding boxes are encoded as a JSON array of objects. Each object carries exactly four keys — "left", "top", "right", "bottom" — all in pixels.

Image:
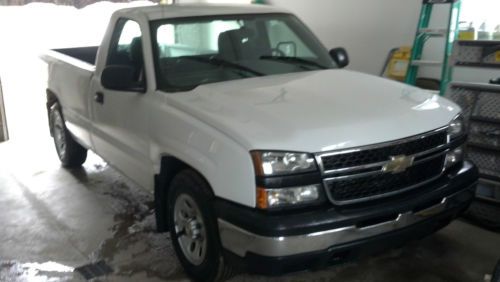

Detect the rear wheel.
[
  {"left": 167, "top": 169, "right": 235, "bottom": 282},
  {"left": 49, "top": 103, "right": 87, "bottom": 167}
]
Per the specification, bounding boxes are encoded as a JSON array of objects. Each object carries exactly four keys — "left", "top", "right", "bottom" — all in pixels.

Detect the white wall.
[
  {"left": 269, "top": 0, "right": 499, "bottom": 83},
  {"left": 269, "top": 0, "right": 422, "bottom": 75}
]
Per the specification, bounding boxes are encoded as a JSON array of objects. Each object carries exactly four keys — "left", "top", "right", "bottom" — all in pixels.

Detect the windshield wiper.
[
  {"left": 260, "top": 56, "right": 329, "bottom": 70},
  {"left": 180, "top": 56, "right": 264, "bottom": 77}
]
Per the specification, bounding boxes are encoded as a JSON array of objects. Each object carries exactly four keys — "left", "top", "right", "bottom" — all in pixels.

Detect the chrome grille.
[
  {"left": 317, "top": 128, "right": 449, "bottom": 205},
  {"left": 325, "top": 156, "right": 445, "bottom": 204},
  {"left": 321, "top": 131, "right": 447, "bottom": 172}
]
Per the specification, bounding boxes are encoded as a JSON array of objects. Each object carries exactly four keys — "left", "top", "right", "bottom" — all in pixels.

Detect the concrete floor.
[{"left": 0, "top": 138, "right": 499, "bottom": 282}]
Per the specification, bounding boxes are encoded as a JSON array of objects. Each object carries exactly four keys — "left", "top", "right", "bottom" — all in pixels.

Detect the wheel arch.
[
  {"left": 154, "top": 155, "right": 215, "bottom": 232},
  {"left": 46, "top": 89, "right": 59, "bottom": 136}
]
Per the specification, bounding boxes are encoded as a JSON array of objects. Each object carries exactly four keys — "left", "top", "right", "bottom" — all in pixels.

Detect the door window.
[
  {"left": 156, "top": 20, "right": 242, "bottom": 58},
  {"left": 107, "top": 19, "right": 145, "bottom": 88}
]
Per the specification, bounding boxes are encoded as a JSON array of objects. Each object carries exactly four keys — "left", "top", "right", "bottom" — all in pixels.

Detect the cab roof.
[{"left": 115, "top": 4, "right": 290, "bottom": 21}]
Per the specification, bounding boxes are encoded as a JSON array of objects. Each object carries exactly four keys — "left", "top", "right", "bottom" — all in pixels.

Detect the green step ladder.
[{"left": 405, "top": 0, "right": 462, "bottom": 96}]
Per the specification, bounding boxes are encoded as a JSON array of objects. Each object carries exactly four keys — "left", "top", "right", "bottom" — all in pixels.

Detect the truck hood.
[{"left": 167, "top": 70, "right": 460, "bottom": 153}]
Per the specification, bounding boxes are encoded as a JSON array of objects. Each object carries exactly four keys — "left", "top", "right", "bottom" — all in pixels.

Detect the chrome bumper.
[{"left": 219, "top": 192, "right": 461, "bottom": 258}]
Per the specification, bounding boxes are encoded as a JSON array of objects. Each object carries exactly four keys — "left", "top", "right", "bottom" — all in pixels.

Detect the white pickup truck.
[{"left": 42, "top": 4, "right": 478, "bottom": 281}]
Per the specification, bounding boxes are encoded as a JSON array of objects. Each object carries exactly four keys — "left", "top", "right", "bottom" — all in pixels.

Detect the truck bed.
[{"left": 52, "top": 46, "right": 98, "bottom": 66}]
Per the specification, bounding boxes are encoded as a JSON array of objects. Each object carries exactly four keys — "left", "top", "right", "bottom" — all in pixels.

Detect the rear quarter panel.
[{"left": 43, "top": 51, "right": 95, "bottom": 148}]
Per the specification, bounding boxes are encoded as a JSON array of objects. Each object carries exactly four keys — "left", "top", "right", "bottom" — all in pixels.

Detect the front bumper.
[{"left": 216, "top": 161, "right": 478, "bottom": 274}]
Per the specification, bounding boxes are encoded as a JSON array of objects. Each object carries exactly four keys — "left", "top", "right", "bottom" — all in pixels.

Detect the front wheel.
[
  {"left": 49, "top": 103, "right": 87, "bottom": 167},
  {"left": 167, "top": 170, "right": 235, "bottom": 282}
]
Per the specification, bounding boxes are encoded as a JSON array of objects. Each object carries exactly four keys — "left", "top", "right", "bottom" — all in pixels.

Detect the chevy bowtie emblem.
[{"left": 383, "top": 155, "right": 415, "bottom": 174}]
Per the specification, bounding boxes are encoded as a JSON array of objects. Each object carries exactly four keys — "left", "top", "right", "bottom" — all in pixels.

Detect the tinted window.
[{"left": 107, "top": 19, "right": 145, "bottom": 88}]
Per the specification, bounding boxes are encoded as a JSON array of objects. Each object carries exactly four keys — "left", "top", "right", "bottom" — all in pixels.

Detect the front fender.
[{"left": 149, "top": 92, "right": 257, "bottom": 208}]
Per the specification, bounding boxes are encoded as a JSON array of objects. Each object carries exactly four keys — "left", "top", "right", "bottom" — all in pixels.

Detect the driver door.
[{"left": 90, "top": 18, "right": 152, "bottom": 189}]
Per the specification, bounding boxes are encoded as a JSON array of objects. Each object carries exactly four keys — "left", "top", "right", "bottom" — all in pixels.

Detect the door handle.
[{"left": 94, "top": 92, "right": 104, "bottom": 104}]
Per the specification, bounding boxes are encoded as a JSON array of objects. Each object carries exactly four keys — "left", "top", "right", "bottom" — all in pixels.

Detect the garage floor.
[{"left": 0, "top": 138, "right": 499, "bottom": 282}]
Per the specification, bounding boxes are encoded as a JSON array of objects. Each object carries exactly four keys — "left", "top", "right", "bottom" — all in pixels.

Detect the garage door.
[{"left": 0, "top": 78, "right": 7, "bottom": 142}]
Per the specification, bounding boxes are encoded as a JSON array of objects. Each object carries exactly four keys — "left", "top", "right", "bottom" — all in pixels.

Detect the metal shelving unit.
[
  {"left": 449, "top": 83, "right": 500, "bottom": 182},
  {"left": 453, "top": 40, "right": 500, "bottom": 69},
  {"left": 446, "top": 42, "right": 500, "bottom": 229}
]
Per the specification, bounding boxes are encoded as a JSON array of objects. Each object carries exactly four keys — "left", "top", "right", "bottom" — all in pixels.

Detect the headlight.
[
  {"left": 448, "top": 114, "right": 465, "bottom": 140},
  {"left": 257, "top": 185, "right": 321, "bottom": 209},
  {"left": 251, "top": 151, "right": 317, "bottom": 176}
]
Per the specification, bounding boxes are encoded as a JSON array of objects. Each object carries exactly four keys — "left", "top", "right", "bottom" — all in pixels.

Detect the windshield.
[{"left": 151, "top": 13, "right": 336, "bottom": 92}]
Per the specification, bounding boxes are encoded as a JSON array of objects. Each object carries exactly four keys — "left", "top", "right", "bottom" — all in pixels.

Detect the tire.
[
  {"left": 49, "top": 103, "right": 87, "bottom": 167},
  {"left": 167, "top": 169, "right": 235, "bottom": 282}
]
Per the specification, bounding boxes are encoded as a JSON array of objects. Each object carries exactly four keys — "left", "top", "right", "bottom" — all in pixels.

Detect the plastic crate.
[
  {"left": 472, "top": 91, "right": 500, "bottom": 121},
  {"left": 453, "top": 40, "right": 500, "bottom": 68},
  {"left": 467, "top": 147, "right": 500, "bottom": 180},
  {"left": 465, "top": 200, "right": 500, "bottom": 230},
  {"left": 469, "top": 121, "right": 500, "bottom": 149}
]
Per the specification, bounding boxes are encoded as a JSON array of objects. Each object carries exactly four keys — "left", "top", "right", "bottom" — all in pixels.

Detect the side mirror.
[
  {"left": 329, "top": 47, "right": 349, "bottom": 68},
  {"left": 101, "top": 65, "right": 143, "bottom": 92}
]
